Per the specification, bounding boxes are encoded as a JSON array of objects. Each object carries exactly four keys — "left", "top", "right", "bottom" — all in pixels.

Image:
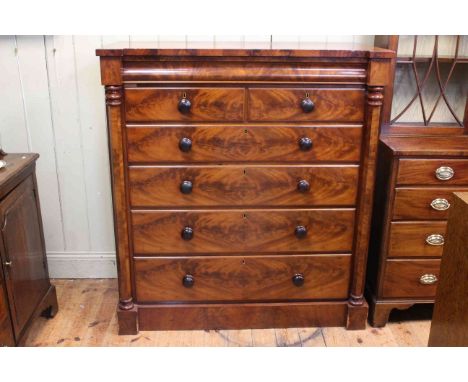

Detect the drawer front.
[
  {"left": 393, "top": 188, "right": 468, "bottom": 220},
  {"left": 382, "top": 259, "right": 440, "bottom": 298},
  {"left": 397, "top": 159, "right": 468, "bottom": 186},
  {"left": 134, "top": 254, "right": 351, "bottom": 302},
  {"left": 131, "top": 209, "right": 355, "bottom": 254},
  {"left": 129, "top": 165, "right": 358, "bottom": 207},
  {"left": 125, "top": 88, "right": 245, "bottom": 122},
  {"left": 388, "top": 222, "right": 447, "bottom": 258},
  {"left": 126, "top": 125, "right": 362, "bottom": 163},
  {"left": 247, "top": 88, "right": 365, "bottom": 122}
]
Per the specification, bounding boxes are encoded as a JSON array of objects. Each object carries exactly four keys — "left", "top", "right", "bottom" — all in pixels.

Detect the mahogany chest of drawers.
[
  {"left": 97, "top": 44, "right": 393, "bottom": 334},
  {"left": 367, "top": 136, "right": 468, "bottom": 327}
]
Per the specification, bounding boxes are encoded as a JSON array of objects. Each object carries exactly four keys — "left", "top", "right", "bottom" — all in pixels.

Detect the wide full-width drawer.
[
  {"left": 382, "top": 259, "right": 440, "bottom": 298},
  {"left": 397, "top": 159, "right": 468, "bottom": 186},
  {"left": 393, "top": 188, "right": 468, "bottom": 220},
  {"left": 129, "top": 165, "right": 359, "bottom": 207},
  {"left": 134, "top": 254, "right": 352, "bottom": 302},
  {"left": 126, "top": 125, "right": 363, "bottom": 163},
  {"left": 125, "top": 88, "right": 245, "bottom": 122},
  {"left": 388, "top": 221, "right": 447, "bottom": 258},
  {"left": 131, "top": 209, "right": 355, "bottom": 254},
  {"left": 247, "top": 88, "right": 365, "bottom": 122}
]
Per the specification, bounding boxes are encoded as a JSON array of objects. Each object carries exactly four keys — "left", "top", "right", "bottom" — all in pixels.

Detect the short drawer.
[
  {"left": 393, "top": 188, "right": 468, "bottom": 220},
  {"left": 131, "top": 209, "right": 355, "bottom": 254},
  {"left": 125, "top": 88, "right": 245, "bottom": 122},
  {"left": 388, "top": 221, "right": 447, "bottom": 258},
  {"left": 129, "top": 165, "right": 359, "bottom": 207},
  {"left": 382, "top": 259, "right": 440, "bottom": 298},
  {"left": 126, "top": 125, "right": 363, "bottom": 163},
  {"left": 134, "top": 254, "right": 351, "bottom": 302},
  {"left": 247, "top": 88, "right": 365, "bottom": 122},
  {"left": 397, "top": 159, "right": 468, "bottom": 186}
]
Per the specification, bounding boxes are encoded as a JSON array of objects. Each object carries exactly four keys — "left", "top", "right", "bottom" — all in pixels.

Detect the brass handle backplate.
[
  {"left": 430, "top": 198, "right": 450, "bottom": 211},
  {"left": 419, "top": 274, "right": 438, "bottom": 285},
  {"left": 435, "top": 166, "right": 454, "bottom": 181},
  {"left": 425, "top": 234, "right": 445, "bottom": 246}
]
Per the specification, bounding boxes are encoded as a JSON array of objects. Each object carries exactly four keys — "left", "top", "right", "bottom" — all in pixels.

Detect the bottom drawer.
[
  {"left": 134, "top": 254, "right": 351, "bottom": 303},
  {"left": 382, "top": 259, "right": 440, "bottom": 298}
]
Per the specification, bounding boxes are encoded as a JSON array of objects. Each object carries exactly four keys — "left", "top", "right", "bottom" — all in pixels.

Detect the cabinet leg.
[
  {"left": 346, "top": 300, "right": 369, "bottom": 330},
  {"left": 117, "top": 305, "right": 138, "bottom": 335},
  {"left": 40, "top": 284, "right": 59, "bottom": 319},
  {"left": 369, "top": 301, "right": 414, "bottom": 327}
]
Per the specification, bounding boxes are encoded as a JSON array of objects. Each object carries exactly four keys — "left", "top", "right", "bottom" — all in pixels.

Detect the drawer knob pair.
[
  {"left": 419, "top": 274, "right": 438, "bottom": 285},
  {"left": 430, "top": 198, "right": 450, "bottom": 211},
  {"left": 426, "top": 234, "right": 444, "bottom": 246},
  {"left": 183, "top": 274, "right": 305, "bottom": 288},
  {"left": 435, "top": 166, "right": 454, "bottom": 181},
  {"left": 178, "top": 94, "right": 192, "bottom": 114}
]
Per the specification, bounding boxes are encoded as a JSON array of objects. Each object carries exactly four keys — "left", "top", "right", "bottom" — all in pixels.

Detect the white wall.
[{"left": 0, "top": 35, "right": 374, "bottom": 278}]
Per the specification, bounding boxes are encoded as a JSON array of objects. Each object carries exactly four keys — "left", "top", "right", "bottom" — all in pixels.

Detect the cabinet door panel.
[{"left": 0, "top": 176, "right": 49, "bottom": 335}]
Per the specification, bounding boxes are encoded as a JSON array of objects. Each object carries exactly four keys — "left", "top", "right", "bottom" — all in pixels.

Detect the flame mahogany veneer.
[{"left": 97, "top": 45, "right": 393, "bottom": 333}]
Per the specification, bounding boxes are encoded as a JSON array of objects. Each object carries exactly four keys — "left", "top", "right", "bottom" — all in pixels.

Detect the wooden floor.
[{"left": 23, "top": 279, "right": 431, "bottom": 346}]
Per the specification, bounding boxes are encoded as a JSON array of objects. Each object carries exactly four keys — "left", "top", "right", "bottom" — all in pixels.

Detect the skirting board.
[{"left": 46, "top": 252, "right": 117, "bottom": 278}]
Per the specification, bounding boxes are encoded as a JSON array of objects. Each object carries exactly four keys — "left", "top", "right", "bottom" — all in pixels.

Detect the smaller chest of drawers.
[{"left": 367, "top": 136, "right": 468, "bottom": 327}]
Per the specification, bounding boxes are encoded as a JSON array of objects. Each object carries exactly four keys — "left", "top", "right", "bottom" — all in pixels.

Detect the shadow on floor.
[{"left": 389, "top": 303, "right": 434, "bottom": 323}]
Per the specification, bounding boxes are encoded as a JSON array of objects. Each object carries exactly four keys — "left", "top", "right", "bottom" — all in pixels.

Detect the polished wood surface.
[
  {"left": 129, "top": 165, "right": 359, "bottom": 207},
  {"left": 134, "top": 254, "right": 351, "bottom": 302},
  {"left": 23, "top": 279, "right": 432, "bottom": 346},
  {"left": 429, "top": 193, "right": 468, "bottom": 346},
  {"left": 382, "top": 259, "right": 441, "bottom": 298},
  {"left": 247, "top": 88, "right": 364, "bottom": 122},
  {"left": 393, "top": 188, "right": 468, "bottom": 220},
  {"left": 388, "top": 222, "right": 447, "bottom": 258},
  {"left": 125, "top": 88, "right": 245, "bottom": 122},
  {"left": 131, "top": 209, "right": 355, "bottom": 254},
  {"left": 380, "top": 136, "right": 468, "bottom": 157},
  {"left": 126, "top": 125, "right": 363, "bottom": 163},
  {"left": 396, "top": 159, "right": 468, "bottom": 186},
  {"left": 0, "top": 154, "right": 58, "bottom": 346},
  {"left": 99, "top": 46, "right": 393, "bottom": 332}
]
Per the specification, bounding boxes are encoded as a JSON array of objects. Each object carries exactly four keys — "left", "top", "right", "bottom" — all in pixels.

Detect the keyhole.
[
  {"left": 243, "top": 169, "right": 247, "bottom": 175},
  {"left": 243, "top": 213, "right": 248, "bottom": 219},
  {"left": 244, "top": 129, "right": 248, "bottom": 134}
]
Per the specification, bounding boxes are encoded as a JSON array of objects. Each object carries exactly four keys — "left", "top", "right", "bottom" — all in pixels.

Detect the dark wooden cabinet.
[
  {"left": 0, "top": 153, "right": 58, "bottom": 346},
  {"left": 97, "top": 43, "right": 393, "bottom": 334},
  {"left": 368, "top": 35, "right": 468, "bottom": 327}
]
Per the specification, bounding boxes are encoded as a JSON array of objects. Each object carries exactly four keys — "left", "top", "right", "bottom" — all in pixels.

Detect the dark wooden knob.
[
  {"left": 295, "top": 225, "right": 307, "bottom": 239},
  {"left": 300, "top": 97, "right": 315, "bottom": 113},
  {"left": 297, "top": 179, "right": 310, "bottom": 192},
  {"left": 182, "top": 274, "right": 194, "bottom": 288},
  {"left": 181, "top": 226, "right": 194, "bottom": 240},
  {"left": 292, "top": 273, "right": 305, "bottom": 287},
  {"left": 179, "top": 137, "right": 192, "bottom": 152},
  {"left": 178, "top": 97, "right": 192, "bottom": 114},
  {"left": 180, "top": 180, "right": 193, "bottom": 194},
  {"left": 298, "top": 137, "right": 313, "bottom": 151}
]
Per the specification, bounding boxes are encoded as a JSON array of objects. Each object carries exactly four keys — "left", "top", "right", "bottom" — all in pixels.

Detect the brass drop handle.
[
  {"left": 425, "top": 234, "right": 445, "bottom": 246},
  {"left": 435, "top": 166, "right": 454, "bottom": 181},
  {"left": 300, "top": 93, "right": 315, "bottom": 113},
  {"left": 419, "top": 274, "right": 438, "bottom": 285},
  {"left": 430, "top": 198, "right": 450, "bottom": 211},
  {"left": 178, "top": 93, "right": 191, "bottom": 114},
  {"left": 292, "top": 273, "right": 305, "bottom": 287},
  {"left": 182, "top": 274, "right": 195, "bottom": 288}
]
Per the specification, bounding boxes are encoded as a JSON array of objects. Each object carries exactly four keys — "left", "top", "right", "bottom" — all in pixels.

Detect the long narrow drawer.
[
  {"left": 393, "top": 188, "right": 468, "bottom": 220},
  {"left": 388, "top": 222, "right": 447, "bottom": 258},
  {"left": 397, "top": 159, "right": 468, "bottom": 186},
  {"left": 247, "top": 88, "right": 365, "bottom": 122},
  {"left": 125, "top": 88, "right": 245, "bottom": 122},
  {"left": 129, "top": 165, "right": 359, "bottom": 207},
  {"left": 126, "top": 125, "right": 362, "bottom": 163},
  {"left": 382, "top": 259, "right": 440, "bottom": 298},
  {"left": 131, "top": 209, "right": 355, "bottom": 254},
  {"left": 134, "top": 254, "right": 352, "bottom": 302}
]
